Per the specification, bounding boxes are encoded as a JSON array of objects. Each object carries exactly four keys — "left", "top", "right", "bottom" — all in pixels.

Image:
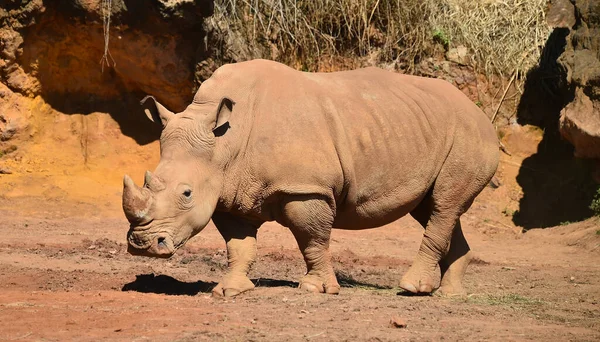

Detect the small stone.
[
  {"left": 0, "top": 128, "right": 16, "bottom": 141},
  {"left": 446, "top": 45, "right": 468, "bottom": 64},
  {"left": 180, "top": 256, "right": 194, "bottom": 264},
  {"left": 570, "top": 276, "right": 575, "bottom": 282},
  {"left": 441, "top": 62, "right": 451, "bottom": 74},
  {"left": 390, "top": 316, "right": 407, "bottom": 328}
]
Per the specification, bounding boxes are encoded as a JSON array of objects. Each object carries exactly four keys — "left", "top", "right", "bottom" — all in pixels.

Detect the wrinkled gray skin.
[{"left": 123, "top": 59, "right": 499, "bottom": 297}]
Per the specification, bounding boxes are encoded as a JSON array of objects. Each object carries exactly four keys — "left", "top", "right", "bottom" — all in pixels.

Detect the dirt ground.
[
  {"left": 0, "top": 107, "right": 599, "bottom": 341},
  {"left": 0, "top": 182, "right": 599, "bottom": 341}
]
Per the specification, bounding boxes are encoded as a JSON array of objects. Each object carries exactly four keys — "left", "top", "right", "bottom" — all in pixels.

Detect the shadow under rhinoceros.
[
  {"left": 122, "top": 274, "right": 299, "bottom": 296},
  {"left": 122, "top": 272, "right": 393, "bottom": 296},
  {"left": 122, "top": 274, "right": 216, "bottom": 295}
]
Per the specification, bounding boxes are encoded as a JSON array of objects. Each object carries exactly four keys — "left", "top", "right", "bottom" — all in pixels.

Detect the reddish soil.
[{"left": 0, "top": 185, "right": 599, "bottom": 341}]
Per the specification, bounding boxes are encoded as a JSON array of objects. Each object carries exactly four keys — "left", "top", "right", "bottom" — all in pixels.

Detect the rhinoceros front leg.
[
  {"left": 281, "top": 195, "right": 340, "bottom": 294},
  {"left": 211, "top": 212, "right": 261, "bottom": 297}
]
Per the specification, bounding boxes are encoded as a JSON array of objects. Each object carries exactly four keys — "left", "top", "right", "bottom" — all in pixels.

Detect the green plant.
[
  {"left": 590, "top": 188, "right": 600, "bottom": 216},
  {"left": 432, "top": 28, "right": 450, "bottom": 48},
  {"left": 475, "top": 100, "right": 483, "bottom": 108},
  {"left": 595, "top": 229, "right": 600, "bottom": 236},
  {"left": 560, "top": 221, "right": 571, "bottom": 226}
]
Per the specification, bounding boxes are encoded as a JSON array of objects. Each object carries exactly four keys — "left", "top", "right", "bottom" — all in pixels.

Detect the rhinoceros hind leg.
[
  {"left": 401, "top": 129, "right": 497, "bottom": 295},
  {"left": 280, "top": 195, "right": 340, "bottom": 295},
  {"left": 402, "top": 196, "right": 476, "bottom": 294},
  {"left": 436, "top": 221, "right": 471, "bottom": 296},
  {"left": 401, "top": 144, "right": 493, "bottom": 294},
  {"left": 398, "top": 237, "right": 443, "bottom": 294},
  {"left": 212, "top": 213, "right": 261, "bottom": 297}
]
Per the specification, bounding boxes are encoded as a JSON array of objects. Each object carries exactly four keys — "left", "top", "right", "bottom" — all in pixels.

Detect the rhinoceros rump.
[{"left": 123, "top": 59, "right": 499, "bottom": 297}]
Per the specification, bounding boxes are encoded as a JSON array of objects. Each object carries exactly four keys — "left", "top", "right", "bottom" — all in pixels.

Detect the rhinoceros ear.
[
  {"left": 211, "top": 97, "right": 235, "bottom": 137},
  {"left": 212, "top": 97, "right": 234, "bottom": 133},
  {"left": 141, "top": 95, "right": 175, "bottom": 127}
]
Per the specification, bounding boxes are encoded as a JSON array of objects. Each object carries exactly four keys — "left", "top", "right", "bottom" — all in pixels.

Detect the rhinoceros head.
[{"left": 123, "top": 95, "right": 232, "bottom": 258}]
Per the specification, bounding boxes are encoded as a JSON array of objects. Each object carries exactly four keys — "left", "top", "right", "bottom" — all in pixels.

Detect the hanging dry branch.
[{"left": 100, "top": 0, "right": 116, "bottom": 72}]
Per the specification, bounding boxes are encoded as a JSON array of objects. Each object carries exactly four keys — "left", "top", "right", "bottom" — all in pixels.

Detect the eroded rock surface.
[
  {"left": 556, "top": 0, "right": 600, "bottom": 180},
  {"left": 1, "top": 0, "right": 214, "bottom": 118}
]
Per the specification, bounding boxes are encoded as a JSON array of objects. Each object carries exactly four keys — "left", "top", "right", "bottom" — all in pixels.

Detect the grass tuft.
[{"left": 462, "top": 293, "right": 543, "bottom": 307}]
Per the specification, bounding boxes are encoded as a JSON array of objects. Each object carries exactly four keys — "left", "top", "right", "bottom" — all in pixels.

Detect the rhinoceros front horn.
[{"left": 122, "top": 174, "right": 153, "bottom": 226}]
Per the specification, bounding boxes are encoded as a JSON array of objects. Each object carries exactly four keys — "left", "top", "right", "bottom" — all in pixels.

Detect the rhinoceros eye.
[{"left": 183, "top": 189, "right": 192, "bottom": 198}]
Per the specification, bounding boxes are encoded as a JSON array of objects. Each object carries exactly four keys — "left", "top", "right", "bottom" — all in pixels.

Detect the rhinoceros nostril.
[{"left": 157, "top": 237, "right": 166, "bottom": 247}]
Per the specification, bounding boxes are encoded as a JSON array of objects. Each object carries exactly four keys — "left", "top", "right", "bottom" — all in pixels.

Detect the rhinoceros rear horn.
[
  {"left": 141, "top": 95, "right": 175, "bottom": 127},
  {"left": 143, "top": 170, "right": 165, "bottom": 191},
  {"left": 122, "top": 174, "right": 153, "bottom": 225}
]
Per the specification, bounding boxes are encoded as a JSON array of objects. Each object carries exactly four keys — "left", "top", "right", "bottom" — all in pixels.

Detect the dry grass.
[
  {"left": 209, "top": 0, "right": 550, "bottom": 79},
  {"left": 210, "top": 0, "right": 435, "bottom": 71},
  {"left": 430, "top": 0, "right": 550, "bottom": 80}
]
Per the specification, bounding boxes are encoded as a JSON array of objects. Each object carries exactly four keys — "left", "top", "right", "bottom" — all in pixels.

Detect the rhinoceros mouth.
[
  {"left": 127, "top": 244, "right": 174, "bottom": 258},
  {"left": 127, "top": 229, "right": 152, "bottom": 249},
  {"left": 126, "top": 229, "right": 188, "bottom": 259}
]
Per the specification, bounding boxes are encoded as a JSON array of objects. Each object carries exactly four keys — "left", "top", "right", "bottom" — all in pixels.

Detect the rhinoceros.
[{"left": 123, "top": 59, "right": 499, "bottom": 297}]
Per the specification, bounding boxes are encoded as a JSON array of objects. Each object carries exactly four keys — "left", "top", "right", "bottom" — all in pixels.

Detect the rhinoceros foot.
[
  {"left": 299, "top": 274, "right": 340, "bottom": 294},
  {"left": 435, "top": 251, "right": 472, "bottom": 297},
  {"left": 212, "top": 275, "right": 255, "bottom": 297},
  {"left": 399, "top": 260, "right": 437, "bottom": 294},
  {"left": 434, "top": 284, "right": 466, "bottom": 297}
]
